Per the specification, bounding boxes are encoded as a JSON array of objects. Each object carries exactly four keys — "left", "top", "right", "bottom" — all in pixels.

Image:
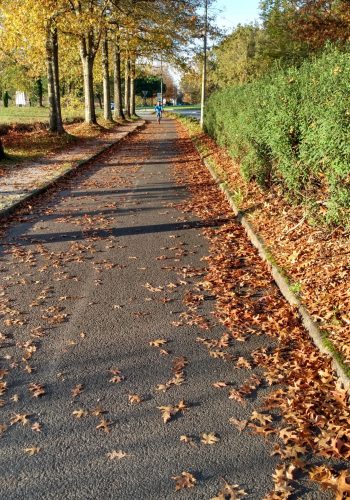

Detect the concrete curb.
[
  {"left": 0, "top": 120, "right": 145, "bottom": 220},
  {"left": 188, "top": 141, "right": 349, "bottom": 389}
]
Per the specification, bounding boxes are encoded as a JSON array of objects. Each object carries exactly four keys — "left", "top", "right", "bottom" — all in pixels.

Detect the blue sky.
[{"left": 214, "top": 0, "right": 261, "bottom": 31}]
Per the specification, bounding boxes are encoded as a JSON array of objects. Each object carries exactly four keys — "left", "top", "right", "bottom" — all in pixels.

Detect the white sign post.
[{"left": 15, "top": 91, "right": 26, "bottom": 107}]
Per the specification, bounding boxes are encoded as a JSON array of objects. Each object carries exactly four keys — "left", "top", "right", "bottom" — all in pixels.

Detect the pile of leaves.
[
  {"left": 174, "top": 120, "right": 350, "bottom": 499},
  {"left": 176, "top": 114, "right": 350, "bottom": 372}
]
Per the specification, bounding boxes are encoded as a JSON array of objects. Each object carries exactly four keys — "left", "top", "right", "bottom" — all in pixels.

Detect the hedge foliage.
[{"left": 204, "top": 47, "right": 350, "bottom": 225}]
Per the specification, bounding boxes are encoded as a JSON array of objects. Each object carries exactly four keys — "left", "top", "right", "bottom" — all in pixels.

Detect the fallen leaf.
[
  {"left": 157, "top": 405, "right": 173, "bottom": 423},
  {"left": 10, "top": 413, "right": 30, "bottom": 426},
  {"left": 212, "top": 478, "right": 247, "bottom": 499},
  {"left": 71, "top": 384, "right": 84, "bottom": 398},
  {"left": 213, "top": 381, "right": 229, "bottom": 388},
  {"left": 31, "top": 422, "right": 42, "bottom": 432},
  {"left": 107, "top": 450, "right": 129, "bottom": 460},
  {"left": 229, "top": 418, "right": 248, "bottom": 432},
  {"left": 128, "top": 394, "right": 142, "bottom": 405},
  {"left": 149, "top": 338, "right": 167, "bottom": 347},
  {"left": 172, "top": 471, "right": 197, "bottom": 491},
  {"left": 24, "top": 446, "right": 40, "bottom": 456},
  {"left": 201, "top": 432, "right": 220, "bottom": 445},
  {"left": 96, "top": 418, "right": 111, "bottom": 433},
  {"left": 72, "top": 409, "right": 88, "bottom": 419},
  {"left": 180, "top": 435, "right": 196, "bottom": 447},
  {"left": 28, "top": 383, "right": 46, "bottom": 398}
]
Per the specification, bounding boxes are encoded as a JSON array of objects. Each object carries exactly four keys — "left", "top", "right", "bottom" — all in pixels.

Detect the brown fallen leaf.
[
  {"left": 149, "top": 338, "right": 167, "bottom": 347},
  {"left": 201, "top": 432, "right": 220, "bottom": 445},
  {"left": 71, "top": 384, "right": 84, "bottom": 398},
  {"left": 172, "top": 471, "right": 197, "bottom": 491},
  {"left": 72, "top": 409, "right": 88, "bottom": 419},
  {"left": 90, "top": 406, "right": 107, "bottom": 417},
  {"left": 24, "top": 446, "right": 40, "bottom": 456},
  {"left": 30, "top": 421, "right": 42, "bottom": 432},
  {"left": 309, "top": 466, "right": 350, "bottom": 500},
  {"left": 335, "top": 470, "right": 350, "bottom": 499},
  {"left": 212, "top": 478, "right": 247, "bottom": 500},
  {"left": 157, "top": 405, "right": 173, "bottom": 423},
  {"left": 155, "top": 383, "right": 170, "bottom": 392},
  {"left": 250, "top": 411, "right": 273, "bottom": 426},
  {"left": 172, "top": 356, "right": 188, "bottom": 374},
  {"left": 107, "top": 450, "right": 129, "bottom": 460},
  {"left": 236, "top": 357, "right": 252, "bottom": 370},
  {"left": 28, "top": 383, "right": 46, "bottom": 398},
  {"left": 180, "top": 435, "right": 196, "bottom": 447},
  {"left": 96, "top": 418, "right": 111, "bottom": 433},
  {"left": 10, "top": 413, "right": 30, "bottom": 426},
  {"left": 228, "top": 389, "right": 246, "bottom": 404},
  {"left": 128, "top": 394, "right": 142, "bottom": 405},
  {"left": 175, "top": 400, "right": 188, "bottom": 413},
  {"left": 213, "top": 381, "right": 229, "bottom": 388},
  {"left": 24, "top": 365, "right": 35, "bottom": 374},
  {"left": 229, "top": 417, "right": 248, "bottom": 432},
  {"left": 248, "top": 423, "right": 275, "bottom": 439}
]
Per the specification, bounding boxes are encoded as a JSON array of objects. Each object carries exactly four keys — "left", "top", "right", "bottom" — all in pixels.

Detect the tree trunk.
[
  {"left": 52, "top": 28, "right": 64, "bottom": 134},
  {"left": 46, "top": 26, "right": 58, "bottom": 132},
  {"left": 113, "top": 34, "right": 124, "bottom": 121},
  {"left": 124, "top": 56, "right": 131, "bottom": 119},
  {"left": 102, "top": 35, "right": 112, "bottom": 121},
  {"left": 80, "top": 32, "right": 97, "bottom": 125},
  {"left": 130, "top": 58, "right": 136, "bottom": 116},
  {"left": 0, "top": 139, "right": 5, "bottom": 160},
  {"left": 96, "top": 93, "right": 103, "bottom": 109},
  {"left": 36, "top": 79, "right": 43, "bottom": 107}
]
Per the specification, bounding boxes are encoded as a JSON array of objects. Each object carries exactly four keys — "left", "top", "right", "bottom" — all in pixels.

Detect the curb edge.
[{"left": 202, "top": 158, "right": 350, "bottom": 390}]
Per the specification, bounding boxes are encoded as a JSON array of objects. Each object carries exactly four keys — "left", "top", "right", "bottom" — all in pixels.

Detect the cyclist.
[{"left": 154, "top": 101, "right": 163, "bottom": 124}]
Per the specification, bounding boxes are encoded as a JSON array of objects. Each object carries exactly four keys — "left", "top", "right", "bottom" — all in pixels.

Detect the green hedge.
[{"left": 205, "top": 47, "right": 350, "bottom": 226}]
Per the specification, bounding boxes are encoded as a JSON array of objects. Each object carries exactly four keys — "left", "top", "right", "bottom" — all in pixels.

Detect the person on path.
[{"left": 154, "top": 101, "right": 163, "bottom": 124}]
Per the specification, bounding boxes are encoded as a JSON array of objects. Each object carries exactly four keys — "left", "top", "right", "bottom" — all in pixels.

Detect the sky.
[{"left": 214, "top": 0, "right": 261, "bottom": 31}]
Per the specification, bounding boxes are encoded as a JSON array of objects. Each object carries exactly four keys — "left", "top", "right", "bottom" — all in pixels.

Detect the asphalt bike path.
[{"left": 0, "top": 116, "right": 326, "bottom": 499}]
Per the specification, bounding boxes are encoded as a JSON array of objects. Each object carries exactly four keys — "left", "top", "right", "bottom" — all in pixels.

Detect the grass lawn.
[{"left": 0, "top": 105, "right": 105, "bottom": 125}]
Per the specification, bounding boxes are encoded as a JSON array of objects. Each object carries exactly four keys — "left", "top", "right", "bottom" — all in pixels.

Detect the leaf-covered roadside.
[
  {"left": 174, "top": 120, "right": 350, "bottom": 499},
  {"left": 175, "top": 115, "right": 350, "bottom": 373}
]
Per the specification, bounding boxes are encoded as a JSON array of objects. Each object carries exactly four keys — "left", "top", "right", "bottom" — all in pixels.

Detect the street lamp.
[{"left": 200, "top": 0, "right": 208, "bottom": 130}]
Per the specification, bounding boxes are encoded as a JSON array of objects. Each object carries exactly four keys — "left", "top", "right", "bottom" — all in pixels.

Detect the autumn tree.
[
  {"left": 210, "top": 24, "right": 266, "bottom": 88},
  {"left": 0, "top": 0, "right": 69, "bottom": 132},
  {"left": 288, "top": 0, "right": 350, "bottom": 49},
  {"left": 63, "top": 0, "right": 109, "bottom": 125},
  {"left": 259, "top": 0, "right": 309, "bottom": 66}
]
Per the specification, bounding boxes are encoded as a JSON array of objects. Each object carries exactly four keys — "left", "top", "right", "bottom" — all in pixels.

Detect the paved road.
[
  {"left": 0, "top": 117, "right": 325, "bottom": 499},
  {"left": 171, "top": 109, "right": 201, "bottom": 120}
]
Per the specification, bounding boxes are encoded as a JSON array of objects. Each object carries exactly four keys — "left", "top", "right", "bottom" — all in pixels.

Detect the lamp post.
[{"left": 200, "top": 0, "right": 208, "bottom": 130}]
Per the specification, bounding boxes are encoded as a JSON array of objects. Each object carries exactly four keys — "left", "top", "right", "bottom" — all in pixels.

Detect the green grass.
[
  {"left": 0, "top": 105, "right": 104, "bottom": 125},
  {"left": 0, "top": 106, "right": 50, "bottom": 124}
]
